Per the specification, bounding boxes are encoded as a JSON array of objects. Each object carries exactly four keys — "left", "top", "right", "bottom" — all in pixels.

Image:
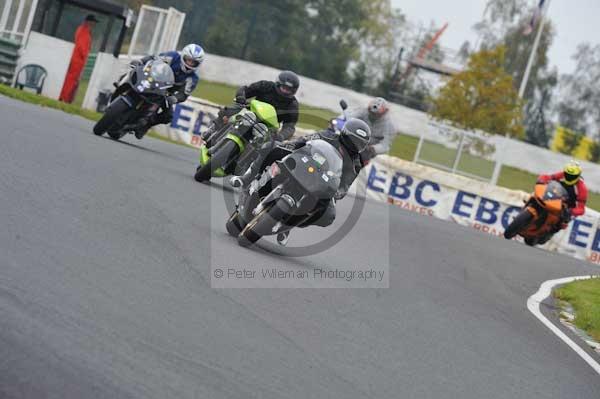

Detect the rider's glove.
[{"left": 166, "top": 96, "right": 178, "bottom": 107}]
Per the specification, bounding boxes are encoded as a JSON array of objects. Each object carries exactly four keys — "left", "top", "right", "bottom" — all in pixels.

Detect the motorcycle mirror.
[{"left": 339, "top": 100, "right": 348, "bottom": 111}]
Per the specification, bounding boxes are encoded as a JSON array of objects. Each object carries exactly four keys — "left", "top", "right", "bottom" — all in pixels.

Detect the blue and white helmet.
[{"left": 180, "top": 44, "right": 205, "bottom": 73}]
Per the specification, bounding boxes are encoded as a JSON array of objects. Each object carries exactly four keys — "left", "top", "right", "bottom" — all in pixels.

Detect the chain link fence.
[
  {"left": 127, "top": 5, "right": 185, "bottom": 57},
  {"left": 413, "top": 121, "right": 502, "bottom": 184}
]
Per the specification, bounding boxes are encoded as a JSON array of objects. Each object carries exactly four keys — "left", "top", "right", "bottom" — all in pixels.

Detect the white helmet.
[
  {"left": 367, "top": 97, "right": 389, "bottom": 119},
  {"left": 180, "top": 44, "right": 205, "bottom": 73}
]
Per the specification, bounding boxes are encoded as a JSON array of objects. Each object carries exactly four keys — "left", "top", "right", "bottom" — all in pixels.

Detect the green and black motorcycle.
[{"left": 194, "top": 100, "right": 279, "bottom": 182}]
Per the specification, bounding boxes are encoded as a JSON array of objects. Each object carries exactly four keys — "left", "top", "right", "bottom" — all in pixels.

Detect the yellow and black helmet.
[{"left": 563, "top": 161, "right": 582, "bottom": 186}]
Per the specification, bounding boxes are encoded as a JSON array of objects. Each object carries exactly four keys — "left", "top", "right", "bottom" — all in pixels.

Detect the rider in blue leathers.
[{"left": 130, "top": 43, "right": 204, "bottom": 139}]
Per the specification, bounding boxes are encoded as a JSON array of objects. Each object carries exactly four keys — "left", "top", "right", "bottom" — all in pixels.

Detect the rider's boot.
[
  {"left": 230, "top": 166, "right": 255, "bottom": 188},
  {"left": 134, "top": 118, "right": 150, "bottom": 139},
  {"left": 277, "top": 231, "right": 290, "bottom": 246}
]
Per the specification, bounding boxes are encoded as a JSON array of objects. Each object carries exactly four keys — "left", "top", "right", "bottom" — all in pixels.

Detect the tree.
[
  {"left": 473, "top": 0, "right": 528, "bottom": 45},
  {"left": 501, "top": 19, "right": 555, "bottom": 100},
  {"left": 431, "top": 46, "right": 524, "bottom": 137},
  {"left": 132, "top": 1, "right": 415, "bottom": 97},
  {"left": 353, "top": 7, "right": 407, "bottom": 95},
  {"left": 523, "top": 71, "right": 556, "bottom": 147},
  {"left": 557, "top": 43, "right": 600, "bottom": 136},
  {"left": 349, "top": 61, "right": 368, "bottom": 92},
  {"left": 376, "top": 20, "right": 446, "bottom": 110},
  {"left": 472, "top": 0, "right": 557, "bottom": 145},
  {"left": 556, "top": 128, "right": 583, "bottom": 156},
  {"left": 197, "top": 0, "right": 396, "bottom": 87},
  {"left": 557, "top": 103, "right": 588, "bottom": 135}
]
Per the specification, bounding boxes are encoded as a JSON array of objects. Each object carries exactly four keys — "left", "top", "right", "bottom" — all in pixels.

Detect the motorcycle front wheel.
[
  {"left": 194, "top": 140, "right": 240, "bottom": 182},
  {"left": 237, "top": 198, "right": 291, "bottom": 247},
  {"left": 503, "top": 209, "right": 534, "bottom": 239},
  {"left": 226, "top": 210, "right": 243, "bottom": 237},
  {"left": 93, "top": 97, "right": 131, "bottom": 136}
]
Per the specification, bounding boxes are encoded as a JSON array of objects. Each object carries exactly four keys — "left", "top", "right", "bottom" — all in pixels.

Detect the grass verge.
[
  {"left": 0, "top": 83, "right": 102, "bottom": 121},
  {"left": 554, "top": 277, "right": 600, "bottom": 342}
]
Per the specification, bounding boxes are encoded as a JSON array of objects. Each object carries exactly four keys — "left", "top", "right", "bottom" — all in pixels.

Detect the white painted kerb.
[{"left": 527, "top": 276, "right": 600, "bottom": 375}]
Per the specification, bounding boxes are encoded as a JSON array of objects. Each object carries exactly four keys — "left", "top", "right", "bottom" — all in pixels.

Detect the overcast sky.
[{"left": 391, "top": 0, "right": 600, "bottom": 75}]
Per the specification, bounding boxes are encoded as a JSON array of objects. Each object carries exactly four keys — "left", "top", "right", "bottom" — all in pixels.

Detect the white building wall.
[{"left": 16, "top": 31, "right": 73, "bottom": 99}]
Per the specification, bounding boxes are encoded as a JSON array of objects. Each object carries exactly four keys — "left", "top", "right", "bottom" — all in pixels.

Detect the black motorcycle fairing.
[
  {"left": 102, "top": 58, "right": 175, "bottom": 136},
  {"left": 236, "top": 139, "right": 343, "bottom": 236},
  {"left": 278, "top": 139, "right": 343, "bottom": 201}
]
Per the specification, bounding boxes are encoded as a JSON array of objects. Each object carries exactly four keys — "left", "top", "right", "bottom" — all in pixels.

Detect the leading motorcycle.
[{"left": 93, "top": 57, "right": 175, "bottom": 140}]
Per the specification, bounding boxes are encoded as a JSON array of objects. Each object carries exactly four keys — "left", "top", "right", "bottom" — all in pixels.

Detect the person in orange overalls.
[{"left": 59, "top": 14, "right": 98, "bottom": 103}]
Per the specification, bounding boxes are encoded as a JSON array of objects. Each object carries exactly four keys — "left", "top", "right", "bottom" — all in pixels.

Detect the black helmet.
[
  {"left": 340, "top": 118, "right": 371, "bottom": 154},
  {"left": 276, "top": 70, "right": 300, "bottom": 98}
]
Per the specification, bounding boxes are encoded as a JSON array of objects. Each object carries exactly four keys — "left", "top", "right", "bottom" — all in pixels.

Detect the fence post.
[
  {"left": 490, "top": 135, "right": 508, "bottom": 185},
  {"left": 11, "top": 0, "right": 25, "bottom": 41},
  {"left": 149, "top": 11, "right": 165, "bottom": 55},
  {"left": 491, "top": 161, "right": 502, "bottom": 185},
  {"left": 452, "top": 131, "right": 466, "bottom": 173},
  {"left": 413, "top": 133, "right": 425, "bottom": 163},
  {"left": 0, "top": 0, "right": 12, "bottom": 36}
]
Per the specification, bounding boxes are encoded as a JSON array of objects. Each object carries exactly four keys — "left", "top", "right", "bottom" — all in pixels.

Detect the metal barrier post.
[
  {"left": 0, "top": 0, "right": 12, "bottom": 36},
  {"left": 490, "top": 161, "right": 502, "bottom": 185},
  {"left": 451, "top": 131, "right": 466, "bottom": 173},
  {"left": 490, "top": 135, "right": 507, "bottom": 185},
  {"left": 10, "top": 0, "right": 25, "bottom": 41},
  {"left": 413, "top": 133, "right": 425, "bottom": 163}
]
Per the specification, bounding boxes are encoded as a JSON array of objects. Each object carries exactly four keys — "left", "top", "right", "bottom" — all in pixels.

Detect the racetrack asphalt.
[{"left": 1, "top": 95, "right": 599, "bottom": 398}]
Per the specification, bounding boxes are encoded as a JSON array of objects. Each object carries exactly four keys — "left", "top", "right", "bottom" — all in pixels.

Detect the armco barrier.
[
  {"left": 0, "top": 37, "right": 20, "bottom": 84},
  {"left": 349, "top": 156, "right": 600, "bottom": 265}
]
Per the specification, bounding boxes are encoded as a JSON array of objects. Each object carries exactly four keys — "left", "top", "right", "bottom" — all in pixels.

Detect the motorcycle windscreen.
[
  {"left": 541, "top": 181, "right": 568, "bottom": 213},
  {"left": 149, "top": 61, "right": 175, "bottom": 88},
  {"left": 250, "top": 100, "right": 279, "bottom": 129},
  {"left": 284, "top": 139, "right": 343, "bottom": 199}
]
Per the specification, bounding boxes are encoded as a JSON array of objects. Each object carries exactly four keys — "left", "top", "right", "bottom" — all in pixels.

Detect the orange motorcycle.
[{"left": 503, "top": 181, "right": 569, "bottom": 246}]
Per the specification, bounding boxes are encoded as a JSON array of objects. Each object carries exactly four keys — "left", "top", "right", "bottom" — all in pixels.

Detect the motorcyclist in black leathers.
[
  {"left": 202, "top": 70, "right": 300, "bottom": 143},
  {"left": 231, "top": 118, "right": 371, "bottom": 246}
]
